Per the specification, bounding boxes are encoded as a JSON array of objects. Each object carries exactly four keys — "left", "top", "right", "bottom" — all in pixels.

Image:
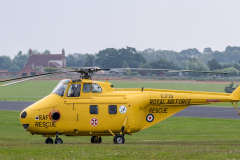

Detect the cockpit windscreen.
[{"left": 52, "top": 80, "right": 69, "bottom": 96}]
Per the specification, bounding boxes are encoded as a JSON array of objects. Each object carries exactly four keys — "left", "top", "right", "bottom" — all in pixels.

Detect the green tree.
[
  {"left": 0, "top": 55, "right": 20, "bottom": 72},
  {"left": 138, "top": 48, "right": 180, "bottom": 64},
  {"left": 178, "top": 60, "right": 188, "bottom": 70},
  {"left": 198, "top": 53, "right": 213, "bottom": 65},
  {"left": 187, "top": 58, "right": 209, "bottom": 71},
  {"left": 207, "top": 59, "right": 222, "bottom": 71},
  {"left": 96, "top": 47, "right": 146, "bottom": 68},
  {"left": 225, "top": 82, "right": 239, "bottom": 93},
  {"left": 180, "top": 48, "right": 201, "bottom": 59},
  {"left": 66, "top": 54, "right": 77, "bottom": 67},
  {"left": 134, "top": 53, "right": 146, "bottom": 64},
  {"left": 0, "top": 56, "right": 12, "bottom": 70},
  {"left": 122, "top": 61, "right": 129, "bottom": 68},
  {"left": 150, "top": 58, "right": 178, "bottom": 69},
  {"left": 234, "top": 63, "right": 240, "bottom": 70},
  {"left": 42, "top": 50, "right": 51, "bottom": 54},
  {"left": 96, "top": 48, "right": 119, "bottom": 68},
  {"left": 8, "top": 64, "right": 20, "bottom": 72},
  {"left": 83, "top": 54, "right": 95, "bottom": 67},
  {"left": 214, "top": 67, "right": 238, "bottom": 76},
  {"left": 203, "top": 47, "right": 212, "bottom": 53},
  {"left": 12, "top": 51, "right": 29, "bottom": 70}
]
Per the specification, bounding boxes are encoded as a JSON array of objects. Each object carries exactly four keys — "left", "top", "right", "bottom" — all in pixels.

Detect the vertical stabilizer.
[{"left": 231, "top": 85, "right": 240, "bottom": 100}]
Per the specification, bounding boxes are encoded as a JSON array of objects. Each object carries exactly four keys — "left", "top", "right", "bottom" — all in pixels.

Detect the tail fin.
[{"left": 231, "top": 85, "right": 240, "bottom": 100}]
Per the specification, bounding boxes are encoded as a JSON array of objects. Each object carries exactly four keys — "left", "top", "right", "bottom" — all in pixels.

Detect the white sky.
[{"left": 1, "top": 0, "right": 240, "bottom": 58}]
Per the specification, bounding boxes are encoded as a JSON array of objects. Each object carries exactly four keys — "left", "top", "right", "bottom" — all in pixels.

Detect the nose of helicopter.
[
  {"left": 19, "top": 93, "right": 61, "bottom": 132},
  {"left": 19, "top": 109, "right": 32, "bottom": 131}
]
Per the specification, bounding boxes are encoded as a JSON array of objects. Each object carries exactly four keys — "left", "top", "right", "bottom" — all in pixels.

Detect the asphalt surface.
[{"left": 0, "top": 101, "right": 240, "bottom": 119}]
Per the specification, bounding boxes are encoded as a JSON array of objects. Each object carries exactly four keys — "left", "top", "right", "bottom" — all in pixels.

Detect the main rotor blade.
[
  {"left": 110, "top": 68, "right": 229, "bottom": 74},
  {"left": 1, "top": 75, "right": 47, "bottom": 86},
  {"left": 0, "top": 70, "right": 76, "bottom": 83},
  {"left": 0, "top": 68, "right": 109, "bottom": 85}
]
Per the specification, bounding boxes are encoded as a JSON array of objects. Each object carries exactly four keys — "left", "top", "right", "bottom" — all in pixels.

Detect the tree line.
[{"left": 1, "top": 46, "right": 240, "bottom": 76}]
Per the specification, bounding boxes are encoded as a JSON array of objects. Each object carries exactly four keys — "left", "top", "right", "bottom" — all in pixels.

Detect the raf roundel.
[
  {"left": 90, "top": 117, "right": 99, "bottom": 127},
  {"left": 146, "top": 114, "right": 154, "bottom": 122}
]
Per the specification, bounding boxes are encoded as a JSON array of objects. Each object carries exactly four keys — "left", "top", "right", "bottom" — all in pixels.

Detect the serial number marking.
[
  {"left": 160, "top": 94, "right": 173, "bottom": 98},
  {"left": 35, "top": 122, "right": 56, "bottom": 128},
  {"left": 150, "top": 99, "right": 192, "bottom": 105},
  {"left": 206, "top": 99, "right": 221, "bottom": 102},
  {"left": 149, "top": 108, "right": 168, "bottom": 113}
]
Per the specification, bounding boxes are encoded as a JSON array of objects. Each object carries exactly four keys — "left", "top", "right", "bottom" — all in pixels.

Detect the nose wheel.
[
  {"left": 91, "top": 136, "right": 102, "bottom": 143},
  {"left": 45, "top": 132, "right": 63, "bottom": 144},
  {"left": 55, "top": 138, "right": 63, "bottom": 144},
  {"left": 113, "top": 134, "right": 125, "bottom": 144},
  {"left": 54, "top": 131, "right": 63, "bottom": 144}
]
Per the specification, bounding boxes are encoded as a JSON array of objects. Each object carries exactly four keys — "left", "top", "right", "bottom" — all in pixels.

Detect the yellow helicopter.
[{"left": 1, "top": 68, "right": 240, "bottom": 144}]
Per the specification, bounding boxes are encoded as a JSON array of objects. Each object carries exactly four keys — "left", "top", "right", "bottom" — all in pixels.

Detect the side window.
[
  {"left": 91, "top": 83, "right": 102, "bottom": 93},
  {"left": 67, "top": 84, "right": 81, "bottom": 97},
  {"left": 90, "top": 105, "right": 98, "bottom": 114},
  {"left": 83, "top": 83, "right": 90, "bottom": 92},
  {"left": 109, "top": 105, "right": 117, "bottom": 114}
]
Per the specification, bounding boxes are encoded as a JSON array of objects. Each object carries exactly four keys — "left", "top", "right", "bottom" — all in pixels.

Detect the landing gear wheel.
[
  {"left": 91, "top": 136, "right": 102, "bottom": 143},
  {"left": 114, "top": 134, "right": 125, "bottom": 144},
  {"left": 55, "top": 138, "right": 63, "bottom": 144},
  {"left": 45, "top": 137, "right": 53, "bottom": 144}
]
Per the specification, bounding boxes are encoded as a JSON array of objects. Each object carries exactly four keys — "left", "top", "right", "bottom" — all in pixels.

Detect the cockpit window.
[
  {"left": 52, "top": 82, "right": 68, "bottom": 97},
  {"left": 67, "top": 84, "right": 81, "bottom": 97},
  {"left": 83, "top": 83, "right": 90, "bottom": 92},
  {"left": 61, "top": 79, "right": 70, "bottom": 83},
  {"left": 91, "top": 83, "right": 102, "bottom": 93}
]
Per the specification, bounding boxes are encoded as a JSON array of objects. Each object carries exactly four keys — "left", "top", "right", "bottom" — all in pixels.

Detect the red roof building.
[
  {"left": 0, "top": 70, "right": 18, "bottom": 77},
  {"left": 18, "top": 49, "right": 66, "bottom": 77},
  {"left": 18, "top": 65, "right": 44, "bottom": 77},
  {"left": 48, "top": 62, "right": 61, "bottom": 68},
  {"left": 26, "top": 49, "right": 66, "bottom": 68}
]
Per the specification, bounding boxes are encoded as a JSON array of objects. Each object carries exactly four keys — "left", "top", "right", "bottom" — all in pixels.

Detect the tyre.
[
  {"left": 114, "top": 134, "right": 125, "bottom": 144},
  {"left": 45, "top": 137, "right": 53, "bottom": 144},
  {"left": 98, "top": 137, "right": 102, "bottom": 143},
  {"left": 55, "top": 138, "right": 63, "bottom": 144},
  {"left": 91, "top": 136, "right": 102, "bottom": 143}
]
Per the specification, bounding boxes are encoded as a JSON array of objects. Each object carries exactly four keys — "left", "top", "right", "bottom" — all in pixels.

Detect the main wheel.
[
  {"left": 91, "top": 136, "right": 102, "bottom": 143},
  {"left": 45, "top": 137, "right": 53, "bottom": 144},
  {"left": 114, "top": 134, "right": 125, "bottom": 144},
  {"left": 55, "top": 138, "right": 63, "bottom": 144}
]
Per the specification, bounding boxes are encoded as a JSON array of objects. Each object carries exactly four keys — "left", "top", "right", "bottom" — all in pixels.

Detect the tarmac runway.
[{"left": 0, "top": 101, "right": 240, "bottom": 119}]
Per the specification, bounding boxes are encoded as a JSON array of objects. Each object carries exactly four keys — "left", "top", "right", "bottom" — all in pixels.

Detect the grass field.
[
  {"left": 0, "top": 79, "right": 237, "bottom": 107},
  {"left": 0, "top": 110, "right": 240, "bottom": 159}
]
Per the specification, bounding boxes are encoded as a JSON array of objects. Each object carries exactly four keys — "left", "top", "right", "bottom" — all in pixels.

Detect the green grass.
[
  {"left": 1, "top": 110, "right": 240, "bottom": 159},
  {"left": 0, "top": 80, "right": 235, "bottom": 107}
]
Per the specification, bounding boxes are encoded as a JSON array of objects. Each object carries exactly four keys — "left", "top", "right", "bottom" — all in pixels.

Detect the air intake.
[
  {"left": 52, "top": 112, "right": 60, "bottom": 120},
  {"left": 23, "top": 124, "right": 29, "bottom": 130},
  {"left": 49, "top": 110, "right": 61, "bottom": 122}
]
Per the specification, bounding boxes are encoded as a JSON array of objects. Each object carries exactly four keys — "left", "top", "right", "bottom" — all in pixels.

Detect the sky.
[{"left": 1, "top": 0, "right": 240, "bottom": 58}]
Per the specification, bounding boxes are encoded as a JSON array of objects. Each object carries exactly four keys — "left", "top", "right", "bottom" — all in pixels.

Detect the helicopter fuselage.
[{"left": 19, "top": 79, "right": 238, "bottom": 138}]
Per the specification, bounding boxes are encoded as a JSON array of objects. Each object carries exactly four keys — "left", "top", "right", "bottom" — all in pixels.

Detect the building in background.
[
  {"left": 18, "top": 49, "right": 66, "bottom": 77},
  {"left": 0, "top": 70, "right": 18, "bottom": 77},
  {"left": 26, "top": 49, "right": 66, "bottom": 68}
]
